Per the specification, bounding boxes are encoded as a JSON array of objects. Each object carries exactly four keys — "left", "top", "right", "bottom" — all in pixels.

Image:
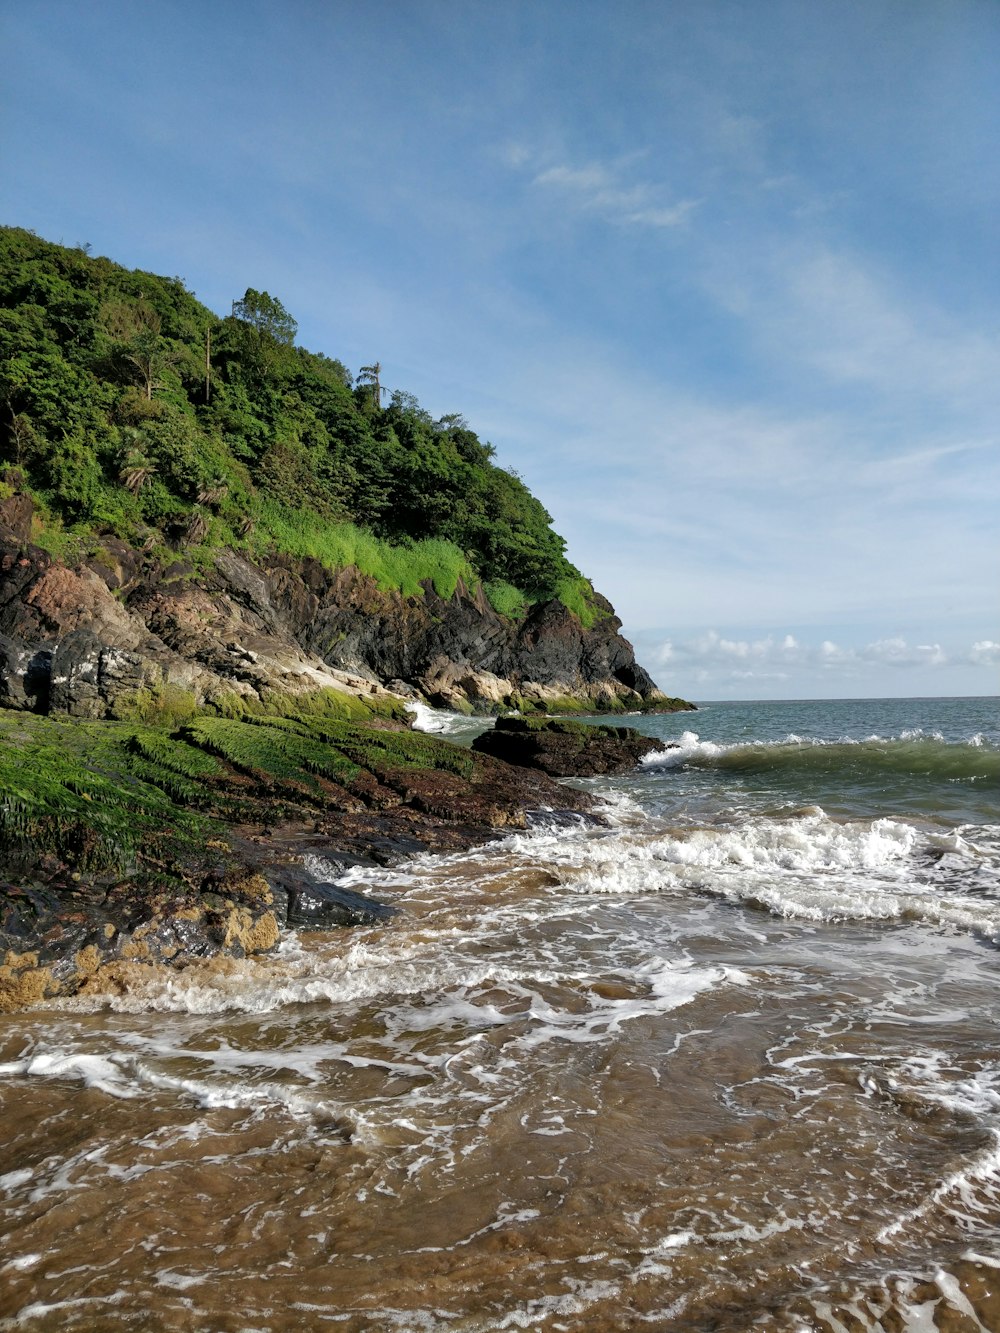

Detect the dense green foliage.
[{"left": 0, "top": 227, "right": 597, "bottom": 618}]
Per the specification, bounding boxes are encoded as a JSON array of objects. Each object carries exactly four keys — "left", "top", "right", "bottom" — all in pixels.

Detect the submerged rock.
[
  {"left": 264, "top": 858, "right": 396, "bottom": 928},
  {"left": 285, "top": 881, "right": 396, "bottom": 930},
  {"left": 472, "top": 715, "right": 672, "bottom": 777}
]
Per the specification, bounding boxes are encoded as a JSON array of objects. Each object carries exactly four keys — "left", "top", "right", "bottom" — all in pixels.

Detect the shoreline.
[{"left": 1, "top": 706, "right": 648, "bottom": 1010}]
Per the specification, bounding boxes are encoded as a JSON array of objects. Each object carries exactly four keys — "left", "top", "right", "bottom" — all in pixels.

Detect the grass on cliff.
[
  {"left": 253, "top": 504, "right": 478, "bottom": 600},
  {"left": 0, "top": 226, "right": 607, "bottom": 629}
]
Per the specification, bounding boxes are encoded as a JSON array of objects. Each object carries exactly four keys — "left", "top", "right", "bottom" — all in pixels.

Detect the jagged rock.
[
  {"left": 0, "top": 873, "right": 283, "bottom": 1006},
  {"left": 0, "top": 484, "right": 689, "bottom": 718},
  {"left": 0, "top": 633, "right": 36, "bottom": 709},
  {"left": 284, "top": 880, "right": 395, "bottom": 929},
  {"left": 472, "top": 716, "right": 672, "bottom": 777}
]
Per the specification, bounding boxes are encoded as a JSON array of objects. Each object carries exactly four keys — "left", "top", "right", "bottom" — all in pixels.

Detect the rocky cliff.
[{"left": 0, "top": 487, "right": 689, "bottom": 720}]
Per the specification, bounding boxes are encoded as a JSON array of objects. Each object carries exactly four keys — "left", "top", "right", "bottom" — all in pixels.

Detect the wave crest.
[{"left": 641, "top": 732, "right": 1000, "bottom": 783}]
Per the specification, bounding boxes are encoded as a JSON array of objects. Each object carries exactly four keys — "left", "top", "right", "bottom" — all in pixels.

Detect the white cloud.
[
  {"left": 645, "top": 632, "right": 993, "bottom": 686},
  {"left": 860, "top": 639, "right": 947, "bottom": 668},
  {"left": 704, "top": 240, "right": 1000, "bottom": 418},
  {"left": 520, "top": 155, "right": 698, "bottom": 229},
  {"left": 970, "top": 641, "right": 1000, "bottom": 667}
]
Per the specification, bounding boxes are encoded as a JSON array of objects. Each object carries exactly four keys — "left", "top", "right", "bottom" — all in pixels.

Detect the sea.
[{"left": 1, "top": 695, "right": 998, "bottom": 1333}]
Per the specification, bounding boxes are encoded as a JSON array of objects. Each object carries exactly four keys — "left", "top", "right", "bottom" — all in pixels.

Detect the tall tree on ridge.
[{"left": 357, "top": 362, "right": 384, "bottom": 412}]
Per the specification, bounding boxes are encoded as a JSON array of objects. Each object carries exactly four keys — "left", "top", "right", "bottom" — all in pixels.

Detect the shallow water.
[{"left": 1, "top": 696, "right": 998, "bottom": 1331}]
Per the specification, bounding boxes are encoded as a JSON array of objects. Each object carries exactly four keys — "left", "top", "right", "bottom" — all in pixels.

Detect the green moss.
[
  {"left": 111, "top": 683, "right": 199, "bottom": 727},
  {"left": 204, "top": 686, "right": 407, "bottom": 724},
  {"left": 239, "top": 712, "right": 476, "bottom": 780},
  {"left": 0, "top": 699, "right": 494, "bottom": 892},
  {"left": 642, "top": 695, "right": 696, "bottom": 713},
  {"left": 0, "top": 712, "right": 212, "bottom": 876},
  {"left": 334, "top": 724, "right": 476, "bottom": 779},
  {"left": 126, "top": 727, "right": 224, "bottom": 779},
  {"left": 502, "top": 716, "right": 591, "bottom": 736},
  {"left": 539, "top": 695, "right": 593, "bottom": 716},
  {"left": 178, "top": 717, "right": 362, "bottom": 793}
]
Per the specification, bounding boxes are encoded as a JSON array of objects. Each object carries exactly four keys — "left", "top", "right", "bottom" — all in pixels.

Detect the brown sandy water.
[{"left": 3, "top": 799, "right": 1000, "bottom": 1333}]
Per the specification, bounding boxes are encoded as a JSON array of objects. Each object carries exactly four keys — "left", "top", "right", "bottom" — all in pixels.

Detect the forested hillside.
[{"left": 0, "top": 227, "right": 598, "bottom": 623}]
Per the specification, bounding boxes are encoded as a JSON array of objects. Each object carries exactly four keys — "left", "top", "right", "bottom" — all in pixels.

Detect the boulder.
[{"left": 472, "top": 716, "right": 672, "bottom": 777}]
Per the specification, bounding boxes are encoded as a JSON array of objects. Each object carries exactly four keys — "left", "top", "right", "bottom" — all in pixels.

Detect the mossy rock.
[{"left": 472, "top": 715, "right": 669, "bottom": 777}]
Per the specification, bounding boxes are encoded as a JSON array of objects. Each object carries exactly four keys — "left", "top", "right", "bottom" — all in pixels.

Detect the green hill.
[{"left": 0, "top": 227, "right": 599, "bottom": 624}]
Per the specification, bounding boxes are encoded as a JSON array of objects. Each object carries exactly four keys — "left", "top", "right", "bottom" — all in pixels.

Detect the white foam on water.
[
  {"left": 628, "top": 1230, "right": 697, "bottom": 1281},
  {"left": 39, "top": 797, "right": 999, "bottom": 1031},
  {"left": 0, "top": 1293, "right": 127, "bottom": 1328},
  {"left": 154, "top": 1270, "right": 204, "bottom": 1291},
  {"left": 933, "top": 1270, "right": 994, "bottom": 1332},
  {"left": 0, "top": 1253, "right": 42, "bottom": 1273},
  {"left": 514, "top": 959, "right": 748, "bottom": 1050},
  {"left": 873, "top": 1053, "right": 1000, "bottom": 1246},
  {"left": 808, "top": 1268, "right": 997, "bottom": 1333},
  {"left": 710, "top": 1211, "right": 806, "bottom": 1245},
  {"left": 0, "top": 1170, "right": 34, "bottom": 1193},
  {"left": 0, "top": 1036, "right": 365, "bottom": 1141},
  {"left": 636, "top": 727, "right": 999, "bottom": 775},
  {"left": 405, "top": 700, "right": 474, "bottom": 735},
  {"left": 1, "top": 1050, "right": 143, "bottom": 1099},
  {"left": 640, "top": 730, "right": 723, "bottom": 768},
  {"left": 532, "top": 805, "right": 1000, "bottom": 935}
]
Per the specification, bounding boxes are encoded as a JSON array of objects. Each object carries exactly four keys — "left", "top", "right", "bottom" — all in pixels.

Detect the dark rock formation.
[
  {"left": 0, "top": 872, "right": 285, "bottom": 1008},
  {"left": 472, "top": 716, "right": 672, "bottom": 777},
  {"left": 0, "top": 488, "right": 689, "bottom": 719},
  {"left": 263, "top": 862, "right": 396, "bottom": 930}
]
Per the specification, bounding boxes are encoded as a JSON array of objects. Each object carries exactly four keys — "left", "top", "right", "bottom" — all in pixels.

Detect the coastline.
[{"left": 0, "top": 705, "right": 639, "bottom": 1010}]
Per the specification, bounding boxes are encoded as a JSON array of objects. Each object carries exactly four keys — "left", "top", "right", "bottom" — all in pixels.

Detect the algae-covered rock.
[
  {"left": 471, "top": 715, "right": 673, "bottom": 777},
  {"left": 0, "top": 705, "right": 595, "bottom": 1007}
]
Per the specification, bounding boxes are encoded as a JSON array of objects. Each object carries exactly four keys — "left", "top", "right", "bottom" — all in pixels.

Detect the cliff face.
[
  {"left": 0, "top": 231, "right": 694, "bottom": 718},
  {"left": 0, "top": 491, "right": 682, "bottom": 719}
]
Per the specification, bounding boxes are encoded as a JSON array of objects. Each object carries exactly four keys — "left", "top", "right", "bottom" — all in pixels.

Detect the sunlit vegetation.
[
  {"left": 0, "top": 704, "right": 479, "bottom": 885},
  {"left": 0, "top": 228, "right": 601, "bottom": 622}
]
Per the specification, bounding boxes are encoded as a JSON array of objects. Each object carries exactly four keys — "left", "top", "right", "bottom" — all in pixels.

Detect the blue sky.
[{"left": 2, "top": 0, "right": 998, "bottom": 699}]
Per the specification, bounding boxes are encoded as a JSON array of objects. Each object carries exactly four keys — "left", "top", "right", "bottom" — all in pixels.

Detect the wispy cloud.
[
  {"left": 703, "top": 239, "right": 1000, "bottom": 418},
  {"left": 781, "top": 249, "right": 1000, "bottom": 404},
  {"left": 509, "top": 149, "right": 698, "bottom": 229}
]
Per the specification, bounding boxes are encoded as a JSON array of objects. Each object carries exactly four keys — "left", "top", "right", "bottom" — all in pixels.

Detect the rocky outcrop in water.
[
  {"left": 0, "top": 488, "right": 688, "bottom": 719},
  {"left": 0, "top": 477, "right": 689, "bottom": 1009},
  {"left": 0, "top": 706, "right": 594, "bottom": 1008},
  {"left": 472, "top": 716, "right": 672, "bottom": 777}
]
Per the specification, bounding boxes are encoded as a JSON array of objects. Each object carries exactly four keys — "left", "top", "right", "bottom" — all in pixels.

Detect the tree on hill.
[
  {"left": 0, "top": 227, "right": 601, "bottom": 625},
  {"left": 356, "top": 362, "right": 384, "bottom": 413},
  {"left": 231, "top": 288, "right": 297, "bottom": 345}
]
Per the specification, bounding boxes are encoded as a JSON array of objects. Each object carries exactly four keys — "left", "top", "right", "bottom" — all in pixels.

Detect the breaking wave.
[{"left": 641, "top": 730, "right": 1000, "bottom": 784}]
